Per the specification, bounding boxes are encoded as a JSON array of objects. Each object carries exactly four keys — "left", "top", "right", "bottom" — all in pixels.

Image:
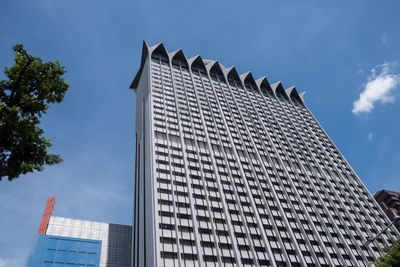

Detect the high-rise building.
[
  {"left": 26, "top": 197, "right": 132, "bottom": 267},
  {"left": 130, "top": 42, "right": 399, "bottom": 267},
  {"left": 374, "top": 189, "right": 400, "bottom": 230}
]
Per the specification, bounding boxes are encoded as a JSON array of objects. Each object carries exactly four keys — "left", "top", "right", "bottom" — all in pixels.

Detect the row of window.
[{"left": 148, "top": 57, "right": 388, "bottom": 266}]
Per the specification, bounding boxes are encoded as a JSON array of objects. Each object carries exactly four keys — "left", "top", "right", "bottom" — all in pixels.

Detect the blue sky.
[{"left": 1, "top": 0, "right": 399, "bottom": 266}]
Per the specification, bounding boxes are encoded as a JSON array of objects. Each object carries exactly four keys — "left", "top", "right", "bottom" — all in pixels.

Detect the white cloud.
[
  {"left": 368, "top": 132, "right": 373, "bottom": 141},
  {"left": 381, "top": 30, "right": 388, "bottom": 44},
  {"left": 352, "top": 63, "right": 400, "bottom": 115},
  {"left": 0, "top": 258, "right": 24, "bottom": 267}
]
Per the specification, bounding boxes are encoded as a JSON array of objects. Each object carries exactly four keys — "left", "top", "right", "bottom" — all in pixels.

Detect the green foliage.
[
  {"left": 375, "top": 237, "right": 400, "bottom": 267},
  {"left": 0, "top": 44, "right": 70, "bottom": 181}
]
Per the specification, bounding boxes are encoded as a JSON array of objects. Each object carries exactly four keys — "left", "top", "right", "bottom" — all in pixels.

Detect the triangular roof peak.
[
  {"left": 222, "top": 66, "right": 234, "bottom": 76},
  {"left": 271, "top": 81, "right": 283, "bottom": 91},
  {"left": 188, "top": 55, "right": 207, "bottom": 73},
  {"left": 255, "top": 76, "right": 275, "bottom": 97},
  {"left": 130, "top": 40, "right": 150, "bottom": 90},
  {"left": 208, "top": 61, "right": 223, "bottom": 71},
  {"left": 285, "top": 86, "right": 296, "bottom": 94},
  {"left": 255, "top": 76, "right": 270, "bottom": 89},
  {"left": 227, "top": 67, "right": 240, "bottom": 80},
  {"left": 171, "top": 49, "right": 188, "bottom": 67},
  {"left": 285, "top": 86, "right": 305, "bottom": 106},
  {"left": 226, "top": 67, "right": 242, "bottom": 87},
  {"left": 206, "top": 60, "right": 218, "bottom": 70},
  {"left": 239, "top": 71, "right": 251, "bottom": 80},
  {"left": 170, "top": 49, "right": 184, "bottom": 57},
  {"left": 271, "top": 82, "right": 289, "bottom": 100},
  {"left": 240, "top": 72, "right": 257, "bottom": 88},
  {"left": 187, "top": 55, "right": 201, "bottom": 65},
  {"left": 203, "top": 59, "right": 215, "bottom": 65},
  {"left": 150, "top": 43, "right": 169, "bottom": 60},
  {"left": 148, "top": 42, "right": 163, "bottom": 51},
  {"left": 209, "top": 61, "right": 226, "bottom": 82}
]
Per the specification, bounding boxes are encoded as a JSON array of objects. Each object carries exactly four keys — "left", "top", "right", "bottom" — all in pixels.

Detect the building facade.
[
  {"left": 374, "top": 189, "right": 400, "bottom": 229},
  {"left": 26, "top": 197, "right": 132, "bottom": 267},
  {"left": 131, "top": 42, "right": 399, "bottom": 267},
  {"left": 26, "top": 234, "right": 102, "bottom": 267}
]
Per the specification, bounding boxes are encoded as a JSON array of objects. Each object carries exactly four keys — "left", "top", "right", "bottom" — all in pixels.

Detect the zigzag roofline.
[{"left": 130, "top": 41, "right": 307, "bottom": 105}]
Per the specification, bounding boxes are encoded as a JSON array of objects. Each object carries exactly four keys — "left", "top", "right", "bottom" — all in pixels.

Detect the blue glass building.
[{"left": 26, "top": 234, "right": 101, "bottom": 267}]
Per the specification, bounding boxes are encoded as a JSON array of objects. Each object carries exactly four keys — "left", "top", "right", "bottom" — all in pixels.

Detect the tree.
[
  {"left": 0, "top": 44, "right": 70, "bottom": 181},
  {"left": 374, "top": 237, "right": 400, "bottom": 267}
]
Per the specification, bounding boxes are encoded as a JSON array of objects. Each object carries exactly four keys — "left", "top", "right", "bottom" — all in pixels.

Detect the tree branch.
[
  {"left": 19, "top": 96, "right": 40, "bottom": 107},
  {"left": 8, "top": 53, "right": 33, "bottom": 106}
]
